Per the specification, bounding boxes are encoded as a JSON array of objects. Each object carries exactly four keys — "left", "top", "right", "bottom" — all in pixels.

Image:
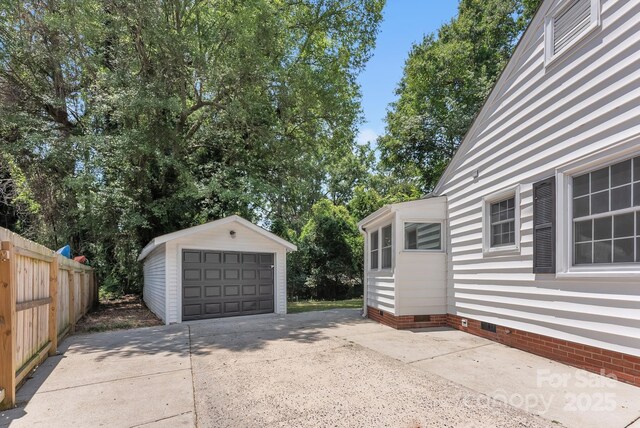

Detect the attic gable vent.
[
  {"left": 545, "top": 0, "right": 599, "bottom": 66},
  {"left": 553, "top": 0, "right": 590, "bottom": 54}
]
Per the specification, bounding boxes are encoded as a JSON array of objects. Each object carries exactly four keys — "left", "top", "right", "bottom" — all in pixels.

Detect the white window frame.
[
  {"left": 369, "top": 230, "right": 379, "bottom": 270},
  {"left": 556, "top": 143, "right": 640, "bottom": 278},
  {"left": 367, "top": 223, "right": 393, "bottom": 272},
  {"left": 402, "top": 220, "right": 445, "bottom": 253},
  {"left": 380, "top": 224, "right": 393, "bottom": 270},
  {"left": 544, "top": 0, "right": 601, "bottom": 68},
  {"left": 482, "top": 186, "right": 521, "bottom": 256}
]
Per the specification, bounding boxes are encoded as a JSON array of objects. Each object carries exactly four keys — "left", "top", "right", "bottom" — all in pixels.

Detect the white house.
[
  {"left": 361, "top": 0, "right": 640, "bottom": 386},
  {"left": 138, "top": 215, "right": 296, "bottom": 324}
]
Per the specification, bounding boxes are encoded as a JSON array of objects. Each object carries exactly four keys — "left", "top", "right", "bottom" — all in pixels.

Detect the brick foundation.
[
  {"left": 366, "top": 307, "right": 640, "bottom": 387},
  {"left": 366, "top": 306, "right": 448, "bottom": 330},
  {"left": 446, "top": 314, "right": 640, "bottom": 388}
]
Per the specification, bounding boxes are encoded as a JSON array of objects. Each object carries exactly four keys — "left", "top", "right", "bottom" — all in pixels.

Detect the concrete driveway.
[{"left": 1, "top": 310, "right": 639, "bottom": 428}]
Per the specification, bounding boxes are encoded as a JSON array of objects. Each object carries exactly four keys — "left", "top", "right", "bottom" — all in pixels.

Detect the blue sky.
[{"left": 356, "top": 0, "right": 459, "bottom": 146}]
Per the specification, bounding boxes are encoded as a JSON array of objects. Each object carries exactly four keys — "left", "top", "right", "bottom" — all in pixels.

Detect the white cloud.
[{"left": 356, "top": 128, "right": 379, "bottom": 146}]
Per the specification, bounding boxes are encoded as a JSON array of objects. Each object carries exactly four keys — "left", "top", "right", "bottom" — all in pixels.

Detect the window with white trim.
[
  {"left": 490, "top": 197, "right": 516, "bottom": 247},
  {"left": 370, "top": 230, "right": 379, "bottom": 269},
  {"left": 381, "top": 225, "right": 392, "bottom": 269},
  {"left": 544, "top": 0, "right": 600, "bottom": 65},
  {"left": 404, "top": 222, "right": 442, "bottom": 250},
  {"left": 572, "top": 156, "right": 640, "bottom": 265}
]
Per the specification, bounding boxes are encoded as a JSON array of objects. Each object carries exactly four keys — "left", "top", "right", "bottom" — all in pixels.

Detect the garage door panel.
[
  {"left": 259, "top": 284, "right": 272, "bottom": 295},
  {"left": 242, "top": 269, "right": 256, "bottom": 280},
  {"left": 183, "top": 269, "right": 201, "bottom": 281},
  {"left": 224, "top": 301, "right": 240, "bottom": 314},
  {"left": 242, "top": 285, "right": 256, "bottom": 296},
  {"left": 183, "top": 304, "right": 202, "bottom": 317},
  {"left": 204, "top": 269, "right": 221, "bottom": 280},
  {"left": 205, "top": 303, "right": 221, "bottom": 315},
  {"left": 183, "top": 251, "right": 201, "bottom": 263},
  {"left": 242, "top": 253, "right": 257, "bottom": 264},
  {"left": 259, "top": 269, "right": 273, "bottom": 280},
  {"left": 259, "top": 300, "right": 273, "bottom": 310},
  {"left": 183, "top": 286, "right": 201, "bottom": 298},
  {"left": 224, "top": 269, "right": 239, "bottom": 280},
  {"left": 182, "top": 250, "right": 275, "bottom": 321},
  {"left": 204, "top": 286, "right": 221, "bottom": 297},
  {"left": 260, "top": 254, "right": 274, "bottom": 264},
  {"left": 204, "top": 252, "right": 221, "bottom": 264},
  {"left": 223, "top": 253, "right": 240, "bottom": 264},
  {"left": 224, "top": 285, "right": 240, "bottom": 296}
]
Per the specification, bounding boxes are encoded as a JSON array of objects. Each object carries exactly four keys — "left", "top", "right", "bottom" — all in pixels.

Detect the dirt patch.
[{"left": 75, "top": 295, "right": 162, "bottom": 333}]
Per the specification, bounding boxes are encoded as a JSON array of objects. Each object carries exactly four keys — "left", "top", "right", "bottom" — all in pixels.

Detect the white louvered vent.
[{"left": 553, "top": 0, "right": 591, "bottom": 54}]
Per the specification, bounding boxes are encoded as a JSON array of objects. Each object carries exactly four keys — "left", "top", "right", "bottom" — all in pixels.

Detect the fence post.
[
  {"left": 0, "top": 241, "right": 16, "bottom": 409},
  {"left": 48, "top": 260, "right": 59, "bottom": 356},
  {"left": 69, "top": 271, "right": 75, "bottom": 333}
]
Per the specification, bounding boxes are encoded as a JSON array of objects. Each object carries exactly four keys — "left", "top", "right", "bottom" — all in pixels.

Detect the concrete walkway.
[{"left": 1, "top": 309, "right": 639, "bottom": 427}]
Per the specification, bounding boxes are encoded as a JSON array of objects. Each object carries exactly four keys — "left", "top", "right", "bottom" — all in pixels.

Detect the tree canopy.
[
  {"left": 1, "top": 0, "right": 384, "bottom": 293},
  {"left": 378, "top": 0, "right": 540, "bottom": 191}
]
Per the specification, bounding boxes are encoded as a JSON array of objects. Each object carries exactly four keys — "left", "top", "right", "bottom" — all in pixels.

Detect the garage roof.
[{"left": 137, "top": 215, "right": 297, "bottom": 261}]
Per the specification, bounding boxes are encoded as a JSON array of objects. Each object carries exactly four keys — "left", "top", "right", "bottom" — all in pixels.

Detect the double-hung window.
[
  {"left": 369, "top": 225, "right": 392, "bottom": 270},
  {"left": 381, "top": 225, "right": 392, "bottom": 269},
  {"left": 370, "top": 230, "right": 379, "bottom": 269},
  {"left": 490, "top": 197, "right": 516, "bottom": 247},
  {"left": 572, "top": 156, "right": 640, "bottom": 265}
]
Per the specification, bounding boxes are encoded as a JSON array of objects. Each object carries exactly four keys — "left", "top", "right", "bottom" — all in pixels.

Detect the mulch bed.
[{"left": 75, "top": 294, "right": 162, "bottom": 333}]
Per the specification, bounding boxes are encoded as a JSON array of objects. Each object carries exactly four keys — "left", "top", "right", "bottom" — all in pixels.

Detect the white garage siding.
[
  {"left": 142, "top": 244, "right": 166, "bottom": 322},
  {"left": 164, "top": 222, "right": 288, "bottom": 324},
  {"left": 436, "top": 0, "right": 640, "bottom": 357}
]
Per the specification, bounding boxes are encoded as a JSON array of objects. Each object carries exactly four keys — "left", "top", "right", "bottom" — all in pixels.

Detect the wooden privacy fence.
[{"left": 0, "top": 227, "right": 97, "bottom": 409}]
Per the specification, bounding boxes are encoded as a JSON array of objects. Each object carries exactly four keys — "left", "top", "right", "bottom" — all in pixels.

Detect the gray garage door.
[{"left": 182, "top": 250, "right": 275, "bottom": 321}]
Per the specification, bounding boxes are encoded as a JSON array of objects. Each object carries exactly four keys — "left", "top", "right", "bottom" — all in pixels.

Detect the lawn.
[{"left": 287, "top": 298, "right": 363, "bottom": 314}]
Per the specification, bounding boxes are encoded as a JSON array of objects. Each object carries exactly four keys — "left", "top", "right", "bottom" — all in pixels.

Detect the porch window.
[
  {"left": 404, "top": 222, "right": 442, "bottom": 250},
  {"left": 572, "top": 156, "right": 640, "bottom": 265},
  {"left": 381, "top": 225, "right": 392, "bottom": 269},
  {"left": 370, "top": 230, "right": 379, "bottom": 269}
]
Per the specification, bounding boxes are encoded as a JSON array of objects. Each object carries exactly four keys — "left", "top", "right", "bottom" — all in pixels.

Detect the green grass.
[{"left": 287, "top": 298, "right": 363, "bottom": 314}]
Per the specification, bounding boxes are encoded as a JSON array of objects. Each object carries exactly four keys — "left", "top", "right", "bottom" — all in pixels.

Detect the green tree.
[
  {"left": 0, "top": 0, "right": 384, "bottom": 294},
  {"left": 293, "top": 199, "right": 362, "bottom": 300},
  {"left": 378, "top": 0, "right": 540, "bottom": 191}
]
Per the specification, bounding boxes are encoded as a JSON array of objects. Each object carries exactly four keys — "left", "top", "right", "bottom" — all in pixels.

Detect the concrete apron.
[
  {"left": 0, "top": 324, "right": 195, "bottom": 428},
  {"left": 1, "top": 309, "right": 639, "bottom": 428},
  {"left": 335, "top": 319, "right": 640, "bottom": 428}
]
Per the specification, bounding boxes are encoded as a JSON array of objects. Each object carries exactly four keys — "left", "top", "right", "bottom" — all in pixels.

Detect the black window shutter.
[{"left": 533, "top": 177, "right": 556, "bottom": 273}]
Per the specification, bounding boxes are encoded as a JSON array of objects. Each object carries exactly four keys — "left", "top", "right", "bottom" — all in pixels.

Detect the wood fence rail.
[{"left": 0, "top": 227, "right": 97, "bottom": 410}]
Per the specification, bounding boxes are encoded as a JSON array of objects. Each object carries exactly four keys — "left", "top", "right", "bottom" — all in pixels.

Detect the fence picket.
[{"left": 0, "top": 228, "right": 97, "bottom": 410}]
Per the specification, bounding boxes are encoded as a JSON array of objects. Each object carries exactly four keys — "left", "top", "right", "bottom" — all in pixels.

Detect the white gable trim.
[{"left": 138, "top": 215, "right": 297, "bottom": 261}]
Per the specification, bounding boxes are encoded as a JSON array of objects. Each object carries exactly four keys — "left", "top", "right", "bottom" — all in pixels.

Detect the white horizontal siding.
[
  {"left": 143, "top": 244, "right": 166, "bottom": 323},
  {"left": 164, "top": 221, "right": 288, "bottom": 324},
  {"left": 366, "top": 274, "right": 395, "bottom": 313},
  {"left": 440, "top": 0, "right": 640, "bottom": 357}
]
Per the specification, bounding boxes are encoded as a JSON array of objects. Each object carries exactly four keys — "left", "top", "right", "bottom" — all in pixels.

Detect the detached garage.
[{"left": 138, "top": 215, "right": 297, "bottom": 324}]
